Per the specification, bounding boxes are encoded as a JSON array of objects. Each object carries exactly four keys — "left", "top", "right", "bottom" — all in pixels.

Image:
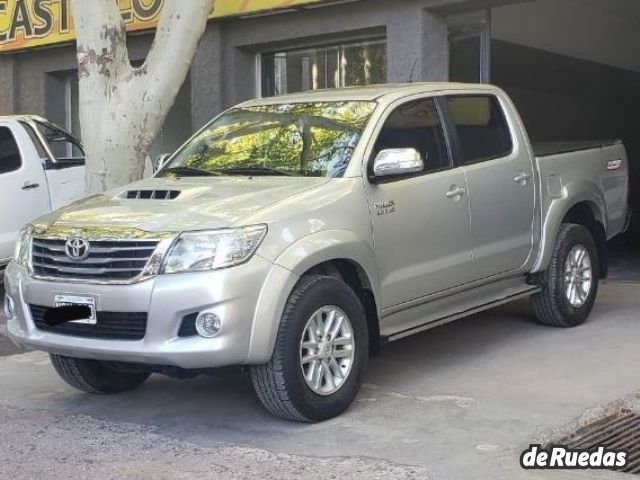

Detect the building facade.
[{"left": 1, "top": 0, "right": 639, "bottom": 208}]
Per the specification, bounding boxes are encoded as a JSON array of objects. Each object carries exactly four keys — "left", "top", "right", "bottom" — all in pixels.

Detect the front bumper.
[{"left": 3, "top": 257, "right": 295, "bottom": 369}]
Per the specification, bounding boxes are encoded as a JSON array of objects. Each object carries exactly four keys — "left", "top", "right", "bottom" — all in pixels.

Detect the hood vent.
[{"left": 123, "top": 190, "right": 181, "bottom": 200}]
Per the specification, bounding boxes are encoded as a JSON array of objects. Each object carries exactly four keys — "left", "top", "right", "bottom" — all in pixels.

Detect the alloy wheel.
[{"left": 299, "top": 306, "right": 355, "bottom": 396}]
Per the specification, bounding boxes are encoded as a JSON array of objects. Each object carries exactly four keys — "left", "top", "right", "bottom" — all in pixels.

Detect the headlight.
[
  {"left": 162, "top": 225, "right": 267, "bottom": 274},
  {"left": 13, "top": 226, "right": 32, "bottom": 267}
]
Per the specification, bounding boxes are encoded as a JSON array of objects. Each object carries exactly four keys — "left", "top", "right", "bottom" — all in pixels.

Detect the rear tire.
[
  {"left": 50, "top": 354, "right": 150, "bottom": 394},
  {"left": 532, "top": 223, "right": 599, "bottom": 328},
  {"left": 250, "top": 275, "right": 369, "bottom": 422}
]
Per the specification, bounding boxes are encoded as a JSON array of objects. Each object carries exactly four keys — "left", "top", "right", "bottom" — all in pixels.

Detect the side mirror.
[
  {"left": 372, "top": 148, "right": 424, "bottom": 179},
  {"left": 154, "top": 153, "right": 171, "bottom": 172}
]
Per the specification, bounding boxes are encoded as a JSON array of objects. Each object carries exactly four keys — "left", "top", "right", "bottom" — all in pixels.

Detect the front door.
[
  {"left": 0, "top": 124, "right": 49, "bottom": 261},
  {"left": 365, "top": 97, "right": 474, "bottom": 309},
  {"left": 445, "top": 94, "right": 535, "bottom": 279}
]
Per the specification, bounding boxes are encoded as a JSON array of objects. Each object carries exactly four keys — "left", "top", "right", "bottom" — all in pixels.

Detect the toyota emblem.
[{"left": 65, "top": 237, "right": 90, "bottom": 261}]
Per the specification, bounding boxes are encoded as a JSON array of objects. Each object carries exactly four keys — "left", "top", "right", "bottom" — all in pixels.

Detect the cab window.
[
  {"left": 373, "top": 98, "right": 449, "bottom": 174},
  {"left": 446, "top": 95, "right": 513, "bottom": 164},
  {"left": 35, "top": 121, "right": 84, "bottom": 162},
  {"left": 0, "top": 127, "right": 22, "bottom": 175}
]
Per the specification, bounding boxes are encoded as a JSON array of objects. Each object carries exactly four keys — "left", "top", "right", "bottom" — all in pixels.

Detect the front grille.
[
  {"left": 30, "top": 304, "right": 147, "bottom": 340},
  {"left": 32, "top": 238, "right": 159, "bottom": 281}
]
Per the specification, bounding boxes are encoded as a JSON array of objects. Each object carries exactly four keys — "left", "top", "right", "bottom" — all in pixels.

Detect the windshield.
[{"left": 157, "top": 101, "right": 376, "bottom": 178}]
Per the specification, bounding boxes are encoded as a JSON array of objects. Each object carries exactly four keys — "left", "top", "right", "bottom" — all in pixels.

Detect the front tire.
[
  {"left": 532, "top": 223, "right": 599, "bottom": 328},
  {"left": 250, "top": 275, "right": 369, "bottom": 422},
  {"left": 50, "top": 354, "right": 150, "bottom": 394}
]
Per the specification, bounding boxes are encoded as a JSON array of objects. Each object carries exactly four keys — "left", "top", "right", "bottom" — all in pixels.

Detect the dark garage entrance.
[{"left": 488, "top": 0, "right": 640, "bottom": 282}]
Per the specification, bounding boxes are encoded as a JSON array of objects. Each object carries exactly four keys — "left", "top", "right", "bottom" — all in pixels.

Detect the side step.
[{"left": 382, "top": 286, "right": 540, "bottom": 344}]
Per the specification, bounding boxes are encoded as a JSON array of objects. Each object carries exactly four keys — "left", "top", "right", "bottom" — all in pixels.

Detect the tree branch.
[
  {"left": 139, "top": 0, "right": 214, "bottom": 106},
  {"left": 72, "top": 0, "right": 131, "bottom": 84},
  {"left": 71, "top": 0, "right": 216, "bottom": 192}
]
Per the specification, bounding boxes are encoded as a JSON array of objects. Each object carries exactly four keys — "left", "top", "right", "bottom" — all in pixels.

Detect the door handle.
[
  {"left": 514, "top": 172, "right": 532, "bottom": 185},
  {"left": 22, "top": 181, "right": 40, "bottom": 190},
  {"left": 446, "top": 186, "right": 466, "bottom": 200}
]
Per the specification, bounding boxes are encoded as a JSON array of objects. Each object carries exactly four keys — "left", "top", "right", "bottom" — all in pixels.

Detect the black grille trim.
[
  {"left": 30, "top": 304, "right": 147, "bottom": 341},
  {"left": 178, "top": 313, "right": 198, "bottom": 337}
]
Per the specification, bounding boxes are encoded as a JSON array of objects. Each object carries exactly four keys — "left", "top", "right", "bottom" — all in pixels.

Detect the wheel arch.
[
  {"left": 302, "top": 258, "right": 381, "bottom": 355},
  {"left": 532, "top": 188, "right": 608, "bottom": 278},
  {"left": 561, "top": 202, "right": 608, "bottom": 278},
  {"left": 270, "top": 230, "right": 381, "bottom": 296},
  {"left": 246, "top": 231, "right": 382, "bottom": 363}
]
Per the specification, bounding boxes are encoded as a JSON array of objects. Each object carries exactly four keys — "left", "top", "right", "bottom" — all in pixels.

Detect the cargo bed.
[{"left": 533, "top": 140, "right": 621, "bottom": 157}]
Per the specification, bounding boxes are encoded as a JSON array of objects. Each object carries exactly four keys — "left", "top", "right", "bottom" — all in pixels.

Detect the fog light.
[
  {"left": 195, "top": 312, "right": 222, "bottom": 338},
  {"left": 4, "top": 295, "right": 15, "bottom": 319}
]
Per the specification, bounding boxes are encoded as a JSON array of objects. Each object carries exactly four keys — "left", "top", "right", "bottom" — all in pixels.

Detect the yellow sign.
[{"left": 0, "top": 0, "right": 329, "bottom": 53}]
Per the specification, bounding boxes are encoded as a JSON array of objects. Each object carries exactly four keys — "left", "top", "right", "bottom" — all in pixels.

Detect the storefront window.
[{"left": 261, "top": 39, "right": 387, "bottom": 97}]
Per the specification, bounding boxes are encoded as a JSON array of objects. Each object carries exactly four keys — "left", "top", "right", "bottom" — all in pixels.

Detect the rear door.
[
  {"left": 364, "top": 96, "right": 474, "bottom": 309},
  {"left": 444, "top": 94, "right": 535, "bottom": 279},
  {"left": 0, "top": 123, "right": 49, "bottom": 262}
]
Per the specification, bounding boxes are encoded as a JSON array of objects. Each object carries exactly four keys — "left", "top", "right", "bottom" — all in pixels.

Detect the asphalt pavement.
[{"left": 0, "top": 283, "right": 638, "bottom": 479}]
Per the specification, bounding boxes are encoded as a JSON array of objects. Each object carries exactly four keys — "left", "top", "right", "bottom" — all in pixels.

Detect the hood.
[{"left": 36, "top": 176, "right": 329, "bottom": 234}]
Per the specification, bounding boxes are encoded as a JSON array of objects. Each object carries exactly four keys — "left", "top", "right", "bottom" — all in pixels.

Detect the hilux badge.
[
  {"left": 65, "top": 237, "right": 90, "bottom": 261},
  {"left": 374, "top": 200, "right": 396, "bottom": 216}
]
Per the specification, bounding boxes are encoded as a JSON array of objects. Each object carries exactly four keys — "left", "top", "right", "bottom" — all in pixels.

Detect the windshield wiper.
[
  {"left": 218, "top": 165, "right": 294, "bottom": 176},
  {"left": 160, "top": 166, "right": 221, "bottom": 177}
]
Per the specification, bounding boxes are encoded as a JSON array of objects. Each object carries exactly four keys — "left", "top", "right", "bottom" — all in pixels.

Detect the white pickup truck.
[{"left": 0, "top": 116, "right": 85, "bottom": 272}]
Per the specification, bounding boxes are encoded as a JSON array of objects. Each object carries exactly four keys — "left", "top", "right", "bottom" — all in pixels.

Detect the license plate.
[{"left": 54, "top": 295, "right": 97, "bottom": 325}]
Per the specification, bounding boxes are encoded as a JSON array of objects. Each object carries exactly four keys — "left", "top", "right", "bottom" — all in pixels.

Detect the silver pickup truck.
[{"left": 4, "top": 83, "right": 630, "bottom": 422}]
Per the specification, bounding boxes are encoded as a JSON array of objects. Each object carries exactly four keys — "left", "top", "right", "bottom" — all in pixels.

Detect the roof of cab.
[
  {"left": 241, "top": 82, "right": 499, "bottom": 107},
  {"left": 0, "top": 114, "right": 48, "bottom": 123}
]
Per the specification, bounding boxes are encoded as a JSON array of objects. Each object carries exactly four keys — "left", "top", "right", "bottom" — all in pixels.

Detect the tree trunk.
[{"left": 71, "top": 0, "right": 215, "bottom": 193}]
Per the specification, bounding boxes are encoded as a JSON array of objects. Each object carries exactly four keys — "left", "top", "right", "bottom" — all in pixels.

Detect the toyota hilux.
[{"left": 4, "top": 83, "right": 630, "bottom": 421}]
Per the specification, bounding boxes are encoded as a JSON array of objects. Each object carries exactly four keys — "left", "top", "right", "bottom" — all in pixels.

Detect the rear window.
[
  {"left": 447, "top": 95, "right": 513, "bottom": 164},
  {"left": 0, "top": 127, "right": 22, "bottom": 174}
]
